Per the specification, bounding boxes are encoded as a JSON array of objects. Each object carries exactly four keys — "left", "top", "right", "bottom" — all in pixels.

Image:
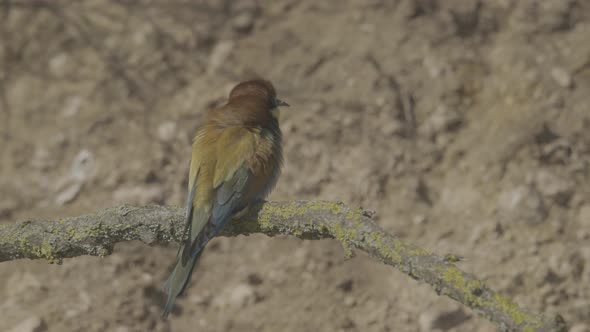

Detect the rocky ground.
[{"left": 1, "top": 0, "right": 589, "bottom": 331}]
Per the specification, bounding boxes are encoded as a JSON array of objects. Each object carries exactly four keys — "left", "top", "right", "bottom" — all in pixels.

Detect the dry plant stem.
[{"left": 0, "top": 201, "right": 566, "bottom": 332}]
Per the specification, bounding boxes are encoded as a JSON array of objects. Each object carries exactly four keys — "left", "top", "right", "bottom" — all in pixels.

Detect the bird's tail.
[{"left": 162, "top": 250, "right": 203, "bottom": 318}]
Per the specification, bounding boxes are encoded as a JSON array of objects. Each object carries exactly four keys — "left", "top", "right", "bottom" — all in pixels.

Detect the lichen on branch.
[{"left": 0, "top": 201, "right": 567, "bottom": 332}]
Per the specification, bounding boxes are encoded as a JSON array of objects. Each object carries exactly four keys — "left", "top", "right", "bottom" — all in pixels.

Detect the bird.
[{"left": 162, "top": 79, "right": 288, "bottom": 318}]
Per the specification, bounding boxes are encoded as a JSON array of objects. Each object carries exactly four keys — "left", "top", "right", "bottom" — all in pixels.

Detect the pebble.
[
  {"left": 55, "top": 182, "right": 83, "bottom": 206},
  {"left": 7, "top": 317, "right": 47, "bottom": 332},
  {"left": 497, "top": 185, "right": 547, "bottom": 224},
  {"left": 343, "top": 296, "right": 356, "bottom": 307},
  {"left": 70, "top": 149, "right": 97, "bottom": 182},
  {"left": 31, "top": 147, "right": 55, "bottom": 171},
  {"left": 61, "top": 96, "right": 83, "bottom": 118},
  {"left": 413, "top": 215, "right": 427, "bottom": 225},
  {"left": 157, "top": 121, "right": 177, "bottom": 143},
  {"left": 213, "top": 283, "right": 258, "bottom": 309},
  {"left": 420, "top": 106, "right": 463, "bottom": 138},
  {"left": 233, "top": 13, "right": 255, "bottom": 33},
  {"left": 570, "top": 323, "right": 590, "bottom": 332},
  {"left": 551, "top": 67, "right": 573, "bottom": 88},
  {"left": 577, "top": 204, "right": 590, "bottom": 228},
  {"left": 208, "top": 40, "right": 235, "bottom": 74},
  {"left": 535, "top": 169, "right": 575, "bottom": 206}
]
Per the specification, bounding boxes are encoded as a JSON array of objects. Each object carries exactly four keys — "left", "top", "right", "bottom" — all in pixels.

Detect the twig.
[{"left": 0, "top": 200, "right": 566, "bottom": 331}]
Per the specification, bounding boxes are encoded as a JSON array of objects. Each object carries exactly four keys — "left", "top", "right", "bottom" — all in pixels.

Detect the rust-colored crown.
[{"left": 208, "top": 79, "right": 282, "bottom": 128}]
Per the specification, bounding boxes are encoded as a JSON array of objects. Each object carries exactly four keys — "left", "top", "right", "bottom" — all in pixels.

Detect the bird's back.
[{"left": 189, "top": 102, "right": 282, "bottom": 211}]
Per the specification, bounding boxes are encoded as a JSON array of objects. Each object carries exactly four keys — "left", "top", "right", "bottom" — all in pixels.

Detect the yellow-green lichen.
[
  {"left": 442, "top": 266, "right": 487, "bottom": 307},
  {"left": 292, "top": 227, "right": 304, "bottom": 238},
  {"left": 444, "top": 254, "right": 463, "bottom": 263},
  {"left": 306, "top": 201, "right": 344, "bottom": 215},
  {"left": 330, "top": 222, "right": 355, "bottom": 258},
  {"left": 370, "top": 231, "right": 430, "bottom": 266},
  {"left": 97, "top": 247, "right": 111, "bottom": 258},
  {"left": 259, "top": 202, "right": 346, "bottom": 234},
  {"left": 494, "top": 293, "right": 538, "bottom": 328},
  {"left": 345, "top": 208, "right": 366, "bottom": 234},
  {"left": 261, "top": 202, "right": 305, "bottom": 221},
  {"left": 19, "top": 238, "right": 61, "bottom": 264},
  {"left": 442, "top": 266, "right": 541, "bottom": 329},
  {"left": 371, "top": 232, "right": 402, "bottom": 264},
  {"left": 257, "top": 209, "right": 277, "bottom": 232}
]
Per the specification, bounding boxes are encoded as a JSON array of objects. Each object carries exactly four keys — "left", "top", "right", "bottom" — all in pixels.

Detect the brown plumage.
[{"left": 162, "top": 79, "right": 288, "bottom": 317}]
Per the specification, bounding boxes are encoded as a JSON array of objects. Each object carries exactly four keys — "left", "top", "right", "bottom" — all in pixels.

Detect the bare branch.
[{"left": 0, "top": 201, "right": 566, "bottom": 332}]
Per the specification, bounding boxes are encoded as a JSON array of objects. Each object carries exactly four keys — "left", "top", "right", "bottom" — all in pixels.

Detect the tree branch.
[{"left": 0, "top": 200, "right": 566, "bottom": 332}]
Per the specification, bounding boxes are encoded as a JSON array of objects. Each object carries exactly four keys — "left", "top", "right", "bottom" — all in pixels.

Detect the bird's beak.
[{"left": 275, "top": 98, "right": 290, "bottom": 107}]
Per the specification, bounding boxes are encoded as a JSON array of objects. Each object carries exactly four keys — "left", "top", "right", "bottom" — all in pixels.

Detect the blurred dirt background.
[{"left": 1, "top": 0, "right": 589, "bottom": 331}]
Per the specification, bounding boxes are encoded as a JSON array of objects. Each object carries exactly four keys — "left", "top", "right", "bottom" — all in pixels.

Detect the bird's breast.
[{"left": 245, "top": 127, "right": 282, "bottom": 201}]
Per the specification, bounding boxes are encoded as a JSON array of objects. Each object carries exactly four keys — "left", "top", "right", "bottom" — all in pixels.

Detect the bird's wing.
[
  {"left": 183, "top": 126, "right": 256, "bottom": 261},
  {"left": 184, "top": 165, "right": 252, "bottom": 262},
  {"left": 163, "top": 165, "right": 252, "bottom": 309}
]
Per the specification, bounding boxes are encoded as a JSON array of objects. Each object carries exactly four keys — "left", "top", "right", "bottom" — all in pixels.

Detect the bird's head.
[
  {"left": 229, "top": 79, "right": 289, "bottom": 110},
  {"left": 219, "top": 79, "right": 289, "bottom": 128}
]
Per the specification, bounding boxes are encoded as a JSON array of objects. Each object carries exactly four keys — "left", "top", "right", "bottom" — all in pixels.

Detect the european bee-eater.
[{"left": 162, "top": 79, "right": 288, "bottom": 317}]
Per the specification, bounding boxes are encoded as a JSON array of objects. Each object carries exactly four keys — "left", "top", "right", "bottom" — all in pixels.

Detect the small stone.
[
  {"left": 232, "top": 12, "right": 255, "bottom": 33},
  {"left": 61, "top": 96, "right": 83, "bottom": 118},
  {"left": 336, "top": 279, "right": 354, "bottom": 293},
  {"left": 208, "top": 41, "right": 234, "bottom": 74},
  {"left": 381, "top": 119, "right": 405, "bottom": 137},
  {"left": 497, "top": 185, "right": 547, "bottom": 224},
  {"left": 7, "top": 317, "right": 47, "bottom": 332},
  {"left": 246, "top": 273, "right": 263, "bottom": 286},
  {"left": 140, "top": 273, "right": 154, "bottom": 284},
  {"left": 213, "top": 283, "right": 257, "bottom": 308},
  {"left": 420, "top": 106, "right": 463, "bottom": 138},
  {"left": 469, "top": 224, "right": 487, "bottom": 244},
  {"left": 413, "top": 215, "right": 427, "bottom": 225},
  {"left": 55, "top": 182, "right": 83, "bottom": 205},
  {"left": 577, "top": 204, "right": 590, "bottom": 228},
  {"left": 535, "top": 169, "right": 575, "bottom": 206},
  {"left": 343, "top": 296, "right": 356, "bottom": 307},
  {"left": 70, "top": 149, "right": 97, "bottom": 182},
  {"left": 540, "top": 139, "right": 572, "bottom": 164},
  {"left": 157, "top": 121, "right": 177, "bottom": 143},
  {"left": 49, "top": 53, "right": 68, "bottom": 75},
  {"left": 570, "top": 323, "right": 590, "bottom": 332},
  {"left": 31, "top": 146, "right": 55, "bottom": 171},
  {"left": 551, "top": 67, "right": 573, "bottom": 88}
]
